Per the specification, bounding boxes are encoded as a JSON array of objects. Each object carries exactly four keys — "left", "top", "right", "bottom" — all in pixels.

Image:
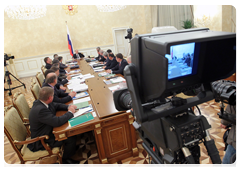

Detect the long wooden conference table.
[{"left": 53, "top": 58, "right": 138, "bottom": 164}]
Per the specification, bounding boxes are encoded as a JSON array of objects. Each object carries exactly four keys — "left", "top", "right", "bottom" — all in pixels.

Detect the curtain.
[
  {"left": 151, "top": 5, "right": 193, "bottom": 30},
  {"left": 231, "top": 6, "right": 236, "bottom": 33}
]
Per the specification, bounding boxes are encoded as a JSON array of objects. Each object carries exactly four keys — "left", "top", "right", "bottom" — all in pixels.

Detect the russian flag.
[{"left": 66, "top": 25, "right": 74, "bottom": 56}]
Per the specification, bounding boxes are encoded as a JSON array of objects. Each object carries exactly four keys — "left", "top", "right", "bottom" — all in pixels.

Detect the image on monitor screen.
[{"left": 165, "top": 42, "right": 197, "bottom": 80}]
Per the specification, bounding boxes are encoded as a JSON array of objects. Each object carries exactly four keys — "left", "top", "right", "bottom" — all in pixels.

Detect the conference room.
[{"left": 4, "top": 5, "right": 236, "bottom": 165}]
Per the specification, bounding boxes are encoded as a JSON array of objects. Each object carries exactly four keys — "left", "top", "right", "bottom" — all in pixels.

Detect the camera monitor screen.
[{"left": 165, "top": 42, "right": 199, "bottom": 80}]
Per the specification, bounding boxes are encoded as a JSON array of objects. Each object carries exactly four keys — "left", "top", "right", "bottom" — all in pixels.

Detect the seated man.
[
  {"left": 103, "top": 53, "right": 118, "bottom": 70},
  {"left": 106, "top": 53, "right": 128, "bottom": 75},
  {"left": 73, "top": 50, "right": 85, "bottom": 59},
  {"left": 101, "top": 51, "right": 109, "bottom": 65},
  {"left": 53, "top": 54, "right": 58, "bottom": 60},
  {"left": 95, "top": 50, "right": 106, "bottom": 62},
  {"left": 52, "top": 59, "right": 70, "bottom": 75},
  {"left": 43, "top": 69, "right": 66, "bottom": 91},
  {"left": 28, "top": 86, "right": 79, "bottom": 164},
  {"left": 42, "top": 73, "right": 76, "bottom": 103},
  {"left": 94, "top": 47, "right": 101, "bottom": 60},
  {"left": 58, "top": 56, "right": 68, "bottom": 69},
  {"left": 44, "top": 57, "right": 52, "bottom": 69},
  {"left": 50, "top": 66, "right": 70, "bottom": 91}
]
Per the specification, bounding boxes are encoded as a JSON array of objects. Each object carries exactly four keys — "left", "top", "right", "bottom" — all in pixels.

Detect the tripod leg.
[{"left": 8, "top": 72, "right": 25, "bottom": 88}]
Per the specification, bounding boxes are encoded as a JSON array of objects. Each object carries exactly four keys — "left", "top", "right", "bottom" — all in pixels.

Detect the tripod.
[{"left": 4, "top": 64, "right": 25, "bottom": 96}]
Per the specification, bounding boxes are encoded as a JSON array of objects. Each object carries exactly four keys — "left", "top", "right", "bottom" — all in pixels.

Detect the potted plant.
[{"left": 182, "top": 19, "right": 194, "bottom": 29}]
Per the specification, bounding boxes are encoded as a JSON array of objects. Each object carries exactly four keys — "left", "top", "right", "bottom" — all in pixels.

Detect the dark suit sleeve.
[
  {"left": 53, "top": 88, "right": 72, "bottom": 103},
  {"left": 38, "top": 107, "right": 73, "bottom": 127},
  {"left": 105, "top": 59, "right": 118, "bottom": 70},
  {"left": 52, "top": 102, "right": 69, "bottom": 111},
  {"left": 112, "top": 60, "right": 128, "bottom": 75}
]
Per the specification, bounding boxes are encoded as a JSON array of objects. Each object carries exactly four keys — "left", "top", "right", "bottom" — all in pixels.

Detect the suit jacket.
[
  {"left": 73, "top": 53, "right": 85, "bottom": 59},
  {"left": 111, "top": 59, "right": 129, "bottom": 75},
  {"left": 28, "top": 100, "right": 73, "bottom": 151},
  {"left": 95, "top": 55, "right": 106, "bottom": 62},
  {"left": 42, "top": 83, "right": 72, "bottom": 103},
  {"left": 105, "top": 57, "right": 118, "bottom": 70},
  {"left": 59, "top": 62, "right": 68, "bottom": 69},
  {"left": 45, "top": 63, "right": 52, "bottom": 69}
]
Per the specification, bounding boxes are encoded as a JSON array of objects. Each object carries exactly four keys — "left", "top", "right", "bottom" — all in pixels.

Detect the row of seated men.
[{"left": 28, "top": 48, "right": 131, "bottom": 164}]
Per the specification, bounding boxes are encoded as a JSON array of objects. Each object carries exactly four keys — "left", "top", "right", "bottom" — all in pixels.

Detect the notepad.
[
  {"left": 68, "top": 112, "right": 94, "bottom": 127},
  {"left": 74, "top": 101, "right": 89, "bottom": 109}
]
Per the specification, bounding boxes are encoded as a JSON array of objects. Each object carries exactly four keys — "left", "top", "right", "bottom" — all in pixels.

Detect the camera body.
[
  {"left": 125, "top": 28, "right": 133, "bottom": 40},
  {"left": 4, "top": 53, "right": 15, "bottom": 66},
  {"left": 113, "top": 28, "right": 236, "bottom": 164}
]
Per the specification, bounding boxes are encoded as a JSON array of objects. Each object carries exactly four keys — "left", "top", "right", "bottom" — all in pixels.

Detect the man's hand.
[
  {"left": 103, "top": 66, "right": 106, "bottom": 69},
  {"left": 68, "top": 105, "right": 77, "bottom": 113},
  {"left": 68, "top": 91, "right": 77, "bottom": 98},
  {"left": 60, "top": 86, "right": 66, "bottom": 91},
  {"left": 66, "top": 67, "right": 71, "bottom": 73},
  {"left": 67, "top": 75, "right": 71, "bottom": 80},
  {"left": 106, "top": 69, "right": 111, "bottom": 73}
]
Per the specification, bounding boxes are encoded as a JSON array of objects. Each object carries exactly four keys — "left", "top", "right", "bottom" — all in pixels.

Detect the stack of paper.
[
  {"left": 73, "top": 96, "right": 91, "bottom": 104},
  {"left": 98, "top": 72, "right": 109, "bottom": 77},
  {"left": 82, "top": 73, "right": 95, "bottom": 80},
  {"left": 110, "top": 77, "right": 125, "bottom": 84},
  {"left": 67, "top": 80, "right": 85, "bottom": 89},
  {"left": 73, "top": 84, "right": 88, "bottom": 92},
  {"left": 72, "top": 105, "right": 93, "bottom": 118},
  {"left": 93, "top": 67, "right": 104, "bottom": 72}
]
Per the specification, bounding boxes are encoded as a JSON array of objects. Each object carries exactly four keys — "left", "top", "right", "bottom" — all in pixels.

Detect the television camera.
[
  {"left": 4, "top": 53, "right": 25, "bottom": 95},
  {"left": 125, "top": 28, "right": 133, "bottom": 41},
  {"left": 113, "top": 28, "right": 236, "bottom": 164}
]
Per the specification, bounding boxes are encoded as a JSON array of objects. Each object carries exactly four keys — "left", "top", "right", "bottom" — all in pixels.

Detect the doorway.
[{"left": 112, "top": 27, "right": 130, "bottom": 57}]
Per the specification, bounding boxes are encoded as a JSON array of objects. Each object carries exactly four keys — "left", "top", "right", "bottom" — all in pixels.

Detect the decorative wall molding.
[{"left": 14, "top": 44, "right": 115, "bottom": 78}]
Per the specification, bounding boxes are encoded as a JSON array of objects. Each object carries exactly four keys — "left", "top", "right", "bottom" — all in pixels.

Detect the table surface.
[{"left": 53, "top": 58, "right": 126, "bottom": 133}]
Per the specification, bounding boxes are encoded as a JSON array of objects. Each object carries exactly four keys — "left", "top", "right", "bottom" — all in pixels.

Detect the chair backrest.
[
  {"left": 4, "top": 106, "right": 28, "bottom": 150},
  {"left": 13, "top": 92, "right": 31, "bottom": 121},
  {"left": 30, "top": 78, "right": 40, "bottom": 100},
  {"left": 36, "top": 72, "right": 44, "bottom": 87},
  {"left": 41, "top": 65, "right": 47, "bottom": 77}
]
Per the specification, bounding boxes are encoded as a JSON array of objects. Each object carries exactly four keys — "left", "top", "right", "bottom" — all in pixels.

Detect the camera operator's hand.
[
  {"left": 68, "top": 91, "right": 76, "bottom": 98},
  {"left": 220, "top": 124, "right": 228, "bottom": 129},
  {"left": 103, "top": 66, "right": 106, "bottom": 69}
]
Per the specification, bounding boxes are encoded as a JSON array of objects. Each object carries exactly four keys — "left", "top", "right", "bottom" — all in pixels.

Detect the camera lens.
[{"left": 119, "top": 91, "right": 132, "bottom": 110}]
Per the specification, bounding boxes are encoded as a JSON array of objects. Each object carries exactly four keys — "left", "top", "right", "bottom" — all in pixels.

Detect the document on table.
[
  {"left": 82, "top": 73, "right": 95, "bottom": 80},
  {"left": 110, "top": 77, "right": 125, "bottom": 84},
  {"left": 73, "top": 84, "right": 88, "bottom": 92},
  {"left": 73, "top": 107, "right": 93, "bottom": 118},
  {"left": 73, "top": 96, "right": 91, "bottom": 104}
]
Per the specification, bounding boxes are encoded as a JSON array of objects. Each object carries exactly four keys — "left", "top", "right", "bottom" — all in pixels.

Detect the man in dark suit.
[
  {"left": 103, "top": 53, "right": 118, "bottom": 70},
  {"left": 106, "top": 53, "right": 129, "bottom": 75},
  {"left": 73, "top": 50, "right": 85, "bottom": 59},
  {"left": 42, "top": 73, "right": 76, "bottom": 103},
  {"left": 44, "top": 57, "right": 52, "bottom": 69},
  {"left": 28, "top": 86, "right": 79, "bottom": 164},
  {"left": 95, "top": 50, "right": 106, "bottom": 62}
]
